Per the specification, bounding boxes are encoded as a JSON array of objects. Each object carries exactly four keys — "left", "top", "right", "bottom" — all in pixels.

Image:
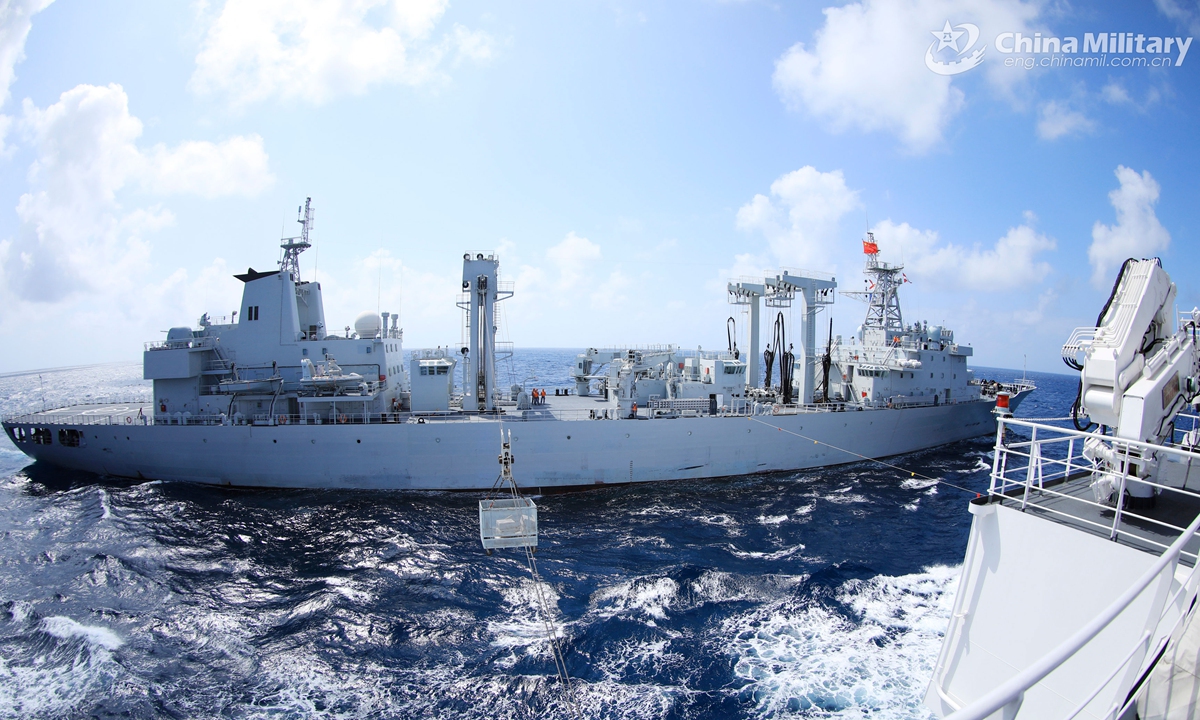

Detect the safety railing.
[
  {"left": 5, "top": 412, "right": 151, "bottom": 427},
  {"left": 939, "top": 414, "right": 1200, "bottom": 720},
  {"left": 988, "top": 415, "right": 1200, "bottom": 560},
  {"left": 144, "top": 335, "right": 220, "bottom": 351},
  {"left": 250, "top": 412, "right": 404, "bottom": 425},
  {"left": 2, "top": 400, "right": 152, "bottom": 425}
]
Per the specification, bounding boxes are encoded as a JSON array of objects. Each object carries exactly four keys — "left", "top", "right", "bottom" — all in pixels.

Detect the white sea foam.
[
  {"left": 722, "top": 565, "right": 960, "bottom": 718},
  {"left": 247, "top": 650, "right": 394, "bottom": 719},
  {"left": 488, "top": 578, "right": 567, "bottom": 662},
  {"left": 900, "top": 477, "right": 938, "bottom": 491},
  {"left": 726, "top": 543, "right": 806, "bottom": 561},
  {"left": 688, "top": 570, "right": 806, "bottom": 606},
  {"left": 324, "top": 576, "right": 371, "bottom": 604},
  {"left": 630, "top": 504, "right": 682, "bottom": 517},
  {"left": 7, "top": 600, "right": 33, "bottom": 624},
  {"left": 0, "top": 615, "right": 126, "bottom": 718},
  {"left": 97, "top": 488, "right": 112, "bottom": 519},
  {"left": 41, "top": 616, "right": 124, "bottom": 650},
  {"left": 825, "top": 492, "right": 868, "bottom": 504},
  {"left": 757, "top": 514, "right": 788, "bottom": 525},
  {"left": 795, "top": 502, "right": 816, "bottom": 516},
  {"left": 589, "top": 576, "right": 679, "bottom": 624}
]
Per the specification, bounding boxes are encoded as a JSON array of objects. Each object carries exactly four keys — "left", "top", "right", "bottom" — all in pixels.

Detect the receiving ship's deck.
[
  {"left": 989, "top": 417, "right": 1200, "bottom": 566},
  {"left": 994, "top": 471, "right": 1200, "bottom": 565}
]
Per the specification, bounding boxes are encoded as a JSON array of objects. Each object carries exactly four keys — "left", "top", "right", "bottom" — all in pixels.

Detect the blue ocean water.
[{"left": 0, "top": 354, "right": 1075, "bottom": 719}]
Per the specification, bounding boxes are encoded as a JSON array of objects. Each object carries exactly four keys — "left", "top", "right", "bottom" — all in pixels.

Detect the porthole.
[
  {"left": 273, "top": 439, "right": 277, "bottom": 444},
  {"left": 435, "top": 438, "right": 441, "bottom": 443},
  {"left": 356, "top": 439, "right": 361, "bottom": 444}
]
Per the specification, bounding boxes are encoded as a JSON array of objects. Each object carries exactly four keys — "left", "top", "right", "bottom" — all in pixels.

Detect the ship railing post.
[
  {"left": 1112, "top": 447, "right": 1128, "bottom": 541},
  {"left": 990, "top": 417, "right": 1006, "bottom": 497},
  {"left": 1001, "top": 692, "right": 1024, "bottom": 720},
  {"left": 993, "top": 420, "right": 1012, "bottom": 496},
  {"left": 1065, "top": 437, "right": 1076, "bottom": 484},
  {"left": 1021, "top": 428, "right": 1039, "bottom": 511}
]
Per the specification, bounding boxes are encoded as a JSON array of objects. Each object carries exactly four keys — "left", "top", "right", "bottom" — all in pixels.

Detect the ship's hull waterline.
[{"left": 4, "top": 393, "right": 1026, "bottom": 490}]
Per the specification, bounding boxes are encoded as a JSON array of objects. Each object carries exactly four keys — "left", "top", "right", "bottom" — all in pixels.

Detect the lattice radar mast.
[
  {"left": 841, "top": 232, "right": 905, "bottom": 336},
  {"left": 279, "top": 197, "right": 314, "bottom": 280}
]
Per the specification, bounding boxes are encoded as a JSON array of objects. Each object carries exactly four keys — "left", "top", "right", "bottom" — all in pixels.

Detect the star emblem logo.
[
  {"left": 932, "top": 21, "right": 965, "bottom": 52},
  {"left": 925, "top": 21, "right": 986, "bottom": 76}
]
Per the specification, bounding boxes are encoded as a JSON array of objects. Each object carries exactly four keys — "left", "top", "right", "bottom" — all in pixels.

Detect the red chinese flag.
[{"left": 862, "top": 240, "right": 879, "bottom": 254}]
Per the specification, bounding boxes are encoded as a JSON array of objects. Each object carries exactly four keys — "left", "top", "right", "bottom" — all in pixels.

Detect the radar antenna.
[
  {"left": 841, "top": 232, "right": 905, "bottom": 334},
  {"left": 279, "top": 197, "right": 314, "bottom": 280}
]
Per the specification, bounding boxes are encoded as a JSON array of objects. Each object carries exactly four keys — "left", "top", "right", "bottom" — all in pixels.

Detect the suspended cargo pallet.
[{"left": 479, "top": 497, "right": 538, "bottom": 550}]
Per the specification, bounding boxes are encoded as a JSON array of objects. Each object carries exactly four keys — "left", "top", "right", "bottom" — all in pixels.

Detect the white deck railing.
[
  {"left": 943, "top": 415, "right": 1200, "bottom": 720},
  {"left": 989, "top": 415, "right": 1200, "bottom": 557}
]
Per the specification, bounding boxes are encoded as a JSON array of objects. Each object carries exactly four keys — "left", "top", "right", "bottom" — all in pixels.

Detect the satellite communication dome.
[{"left": 354, "top": 312, "right": 382, "bottom": 339}]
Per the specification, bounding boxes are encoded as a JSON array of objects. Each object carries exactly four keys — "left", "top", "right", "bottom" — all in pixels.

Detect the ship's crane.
[{"left": 1064, "top": 258, "right": 1200, "bottom": 504}]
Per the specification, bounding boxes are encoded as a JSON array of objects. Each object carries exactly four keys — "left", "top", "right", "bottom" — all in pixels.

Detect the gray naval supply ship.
[{"left": 3, "top": 200, "right": 1032, "bottom": 490}]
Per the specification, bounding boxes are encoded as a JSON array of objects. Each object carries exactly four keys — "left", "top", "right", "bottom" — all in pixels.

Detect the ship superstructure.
[
  {"left": 147, "top": 198, "right": 409, "bottom": 426},
  {"left": 3, "top": 203, "right": 1031, "bottom": 490}
]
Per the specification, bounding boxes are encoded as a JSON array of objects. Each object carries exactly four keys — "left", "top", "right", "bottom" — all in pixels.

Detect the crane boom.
[{"left": 1072, "top": 258, "right": 1199, "bottom": 444}]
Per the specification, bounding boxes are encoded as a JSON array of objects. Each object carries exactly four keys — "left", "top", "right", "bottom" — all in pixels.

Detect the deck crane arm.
[{"left": 1070, "top": 258, "right": 1200, "bottom": 444}]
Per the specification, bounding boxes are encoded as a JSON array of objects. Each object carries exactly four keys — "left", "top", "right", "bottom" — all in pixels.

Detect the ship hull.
[{"left": 4, "top": 392, "right": 1028, "bottom": 490}]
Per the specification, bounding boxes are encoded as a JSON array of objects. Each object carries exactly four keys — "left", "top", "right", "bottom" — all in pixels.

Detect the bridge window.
[
  {"left": 32, "top": 427, "right": 52, "bottom": 445},
  {"left": 58, "top": 429, "right": 83, "bottom": 447}
]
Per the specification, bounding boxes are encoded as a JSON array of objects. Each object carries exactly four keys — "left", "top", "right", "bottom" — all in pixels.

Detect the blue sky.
[{"left": 0, "top": 0, "right": 1196, "bottom": 374}]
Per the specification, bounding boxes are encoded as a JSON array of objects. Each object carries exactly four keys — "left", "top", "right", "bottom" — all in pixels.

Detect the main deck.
[
  {"left": 2, "top": 389, "right": 1032, "bottom": 490},
  {"left": 3, "top": 388, "right": 991, "bottom": 428}
]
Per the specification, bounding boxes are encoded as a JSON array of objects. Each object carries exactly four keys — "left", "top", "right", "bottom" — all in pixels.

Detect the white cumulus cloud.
[
  {"left": 1036, "top": 100, "right": 1095, "bottom": 140},
  {"left": 190, "top": 0, "right": 494, "bottom": 108},
  {"left": 147, "top": 136, "right": 273, "bottom": 198},
  {"left": 0, "top": 0, "right": 51, "bottom": 102},
  {"left": 736, "top": 166, "right": 860, "bottom": 270},
  {"left": 1155, "top": 0, "right": 1200, "bottom": 36},
  {"left": 0, "top": 0, "right": 54, "bottom": 151},
  {"left": 771, "top": 0, "right": 1041, "bottom": 153},
  {"left": 1089, "top": 166, "right": 1171, "bottom": 288},
  {"left": 545, "top": 231, "right": 602, "bottom": 291},
  {"left": 1, "top": 83, "right": 274, "bottom": 302},
  {"left": 871, "top": 218, "right": 1055, "bottom": 289}
]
